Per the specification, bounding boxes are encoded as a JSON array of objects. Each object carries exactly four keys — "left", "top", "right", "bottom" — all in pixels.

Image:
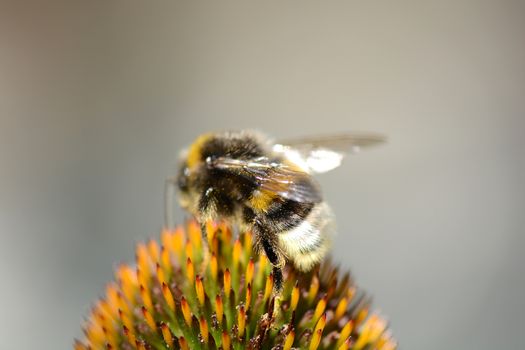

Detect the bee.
[{"left": 166, "top": 130, "right": 385, "bottom": 291}]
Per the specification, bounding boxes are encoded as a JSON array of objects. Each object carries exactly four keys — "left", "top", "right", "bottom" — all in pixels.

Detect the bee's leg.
[
  {"left": 200, "top": 222, "right": 209, "bottom": 248},
  {"left": 257, "top": 232, "right": 284, "bottom": 293},
  {"left": 199, "top": 221, "right": 211, "bottom": 275}
]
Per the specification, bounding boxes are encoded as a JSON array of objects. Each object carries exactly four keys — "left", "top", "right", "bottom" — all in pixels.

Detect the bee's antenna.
[{"left": 164, "top": 177, "right": 176, "bottom": 229}]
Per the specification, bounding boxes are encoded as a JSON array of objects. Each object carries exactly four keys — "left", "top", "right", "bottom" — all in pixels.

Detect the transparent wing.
[
  {"left": 273, "top": 132, "right": 386, "bottom": 173},
  {"left": 208, "top": 156, "right": 322, "bottom": 203}
]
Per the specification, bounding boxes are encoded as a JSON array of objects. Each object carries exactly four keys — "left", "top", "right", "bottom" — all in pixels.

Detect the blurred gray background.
[{"left": 1, "top": 1, "right": 524, "bottom": 349}]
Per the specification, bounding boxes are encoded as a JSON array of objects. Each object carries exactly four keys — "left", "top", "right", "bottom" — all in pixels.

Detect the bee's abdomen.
[
  {"left": 265, "top": 199, "right": 315, "bottom": 232},
  {"left": 277, "top": 202, "right": 334, "bottom": 271}
]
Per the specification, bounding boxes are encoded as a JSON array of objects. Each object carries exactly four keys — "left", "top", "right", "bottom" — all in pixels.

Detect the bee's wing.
[
  {"left": 209, "top": 157, "right": 322, "bottom": 203},
  {"left": 273, "top": 132, "right": 387, "bottom": 173}
]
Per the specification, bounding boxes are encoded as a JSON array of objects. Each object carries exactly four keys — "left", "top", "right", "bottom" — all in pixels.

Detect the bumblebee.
[{"left": 167, "top": 130, "right": 385, "bottom": 291}]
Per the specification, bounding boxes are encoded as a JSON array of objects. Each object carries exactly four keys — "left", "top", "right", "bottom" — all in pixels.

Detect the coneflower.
[{"left": 75, "top": 221, "right": 396, "bottom": 349}]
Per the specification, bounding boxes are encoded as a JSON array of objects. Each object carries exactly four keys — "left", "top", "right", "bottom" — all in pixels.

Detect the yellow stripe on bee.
[
  {"left": 249, "top": 189, "right": 277, "bottom": 212},
  {"left": 186, "top": 133, "right": 213, "bottom": 169}
]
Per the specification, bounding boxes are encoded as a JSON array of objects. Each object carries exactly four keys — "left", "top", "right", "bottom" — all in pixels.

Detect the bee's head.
[
  {"left": 176, "top": 133, "right": 214, "bottom": 213},
  {"left": 176, "top": 159, "right": 192, "bottom": 211}
]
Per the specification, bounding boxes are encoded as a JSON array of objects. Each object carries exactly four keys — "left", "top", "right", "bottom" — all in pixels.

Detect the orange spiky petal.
[
  {"left": 313, "top": 295, "right": 327, "bottom": 323},
  {"left": 338, "top": 338, "right": 352, "bottom": 350},
  {"left": 195, "top": 275, "right": 205, "bottom": 306},
  {"left": 335, "top": 296, "right": 348, "bottom": 320},
  {"left": 136, "top": 243, "right": 151, "bottom": 277},
  {"left": 172, "top": 228, "right": 184, "bottom": 256},
  {"left": 314, "top": 313, "right": 326, "bottom": 334},
  {"left": 123, "top": 325, "right": 136, "bottom": 346},
  {"left": 222, "top": 331, "right": 231, "bottom": 350},
  {"left": 245, "top": 258, "right": 254, "bottom": 286},
  {"left": 309, "top": 329, "right": 322, "bottom": 350},
  {"left": 118, "top": 309, "right": 134, "bottom": 335},
  {"left": 215, "top": 295, "right": 223, "bottom": 326},
  {"left": 233, "top": 239, "right": 242, "bottom": 265},
  {"left": 336, "top": 321, "right": 354, "bottom": 349},
  {"left": 263, "top": 273, "right": 273, "bottom": 301},
  {"left": 257, "top": 254, "right": 268, "bottom": 282},
  {"left": 178, "top": 336, "right": 189, "bottom": 350},
  {"left": 210, "top": 253, "right": 218, "bottom": 281},
  {"left": 188, "top": 220, "right": 202, "bottom": 250},
  {"left": 237, "top": 305, "right": 246, "bottom": 337},
  {"left": 199, "top": 316, "right": 209, "bottom": 342},
  {"left": 136, "top": 340, "right": 147, "bottom": 350},
  {"left": 161, "top": 323, "right": 173, "bottom": 347},
  {"left": 245, "top": 283, "right": 252, "bottom": 310},
  {"left": 74, "top": 340, "right": 88, "bottom": 350},
  {"left": 283, "top": 330, "right": 295, "bottom": 350},
  {"left": 156, "top": 263, "right": 166, "bottom": 286},
  {"left": 224, "top": 268, "right": 231, "bottom": 293},
  {"left": 117, "top": 265, "right": 137, "bottom": 303},
  {"left": 141, "top": 306, "right": 156, "bottom": 331},
  {"left": 185, "top": 240, "right": 193, "bottom": 261},
  {"left": 307, "top": 275, "right": 319, "bottom": 303},
  {"left": 186, "top": 257, "right": 194, "bottom": 282},
  {"left": 290, "top": 281, "right": 299, "bottom": 311},
  {"left": 180, "top": 297, "right": 192, "bottom": 327},
  {"left": 139, "top": 284, "right": 153, "bottom": 311},
  {"left": 148, "top": 240, "right": 160, "bottom": 263},
  {"left": 162, "top": 282, "right": 175, "bottom": 312}
]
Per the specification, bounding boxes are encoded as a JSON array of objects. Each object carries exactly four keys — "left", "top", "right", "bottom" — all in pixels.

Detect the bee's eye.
[{"left": 177, "top": 166, "right": 190, "bottom": 192}]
